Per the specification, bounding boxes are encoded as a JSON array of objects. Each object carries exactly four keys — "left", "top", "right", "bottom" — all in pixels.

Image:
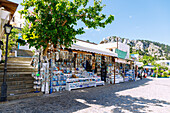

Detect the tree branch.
[{"left": 62, "top": 20, "right": 67, "bottom": 26}]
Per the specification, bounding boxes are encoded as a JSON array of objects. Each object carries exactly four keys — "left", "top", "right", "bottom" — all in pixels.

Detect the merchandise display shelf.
[
  {"left": 96, "top": 81, "right": 105, "bottom": 86},
  {"left": 66, "top": 77, "right": 105, "bottom": 91},
  {"left": 66, "top": 80, "right": 96, "bottom": 91},
  {"left": 106, "top": 74, "right": 124, "bottom": 84}
]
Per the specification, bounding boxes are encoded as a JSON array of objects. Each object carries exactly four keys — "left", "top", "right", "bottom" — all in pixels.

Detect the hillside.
[{"left": 100, "top": 36, "right": 170, "bottom": 60}]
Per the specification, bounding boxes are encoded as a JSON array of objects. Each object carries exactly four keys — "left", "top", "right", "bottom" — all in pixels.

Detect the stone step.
[
  {"left": 0, "top": 72, "right": 33, "bottom": 75},
  {"left": 7, "top": 92, "right": 43, "bottom": 101},
  {"left": 0, "top": 63, "right": 31, "bottom": 67},
  {"left": 15, "top": 49, "right": 34, "bottom": 57},
  {"left": 0, "top": 65, "right": 32, "bottom": 68},
  {"left": 0, "top": 80, "right": 34, "bottom": 86},
  {"left": 7, "top": 88, "right": 35, "bottom": 96},
  {"left": 0, "top": 66, "right": 34, "bottom": 69},
  {"left": 7, "top": 57, "right": 32, "bottom": 62},
  {"left": 0, "top": 67, "right": 36, "bottom": 72},
  {"left": 0, "top": 84, "right": 34, "bottom": 91},
  {"left": 4, "top": 74, "right": 33, "bottom": 78},
  {"left": 7, "top": 61, "right": 31, "bottom": 65},
  {"left": 0, "top": 76, "right": 34, "bottom": 82}
]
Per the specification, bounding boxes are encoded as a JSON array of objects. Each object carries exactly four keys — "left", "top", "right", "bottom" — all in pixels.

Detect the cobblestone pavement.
[{"left": 0, "top": 77, "right": 170, "bottom": 113}]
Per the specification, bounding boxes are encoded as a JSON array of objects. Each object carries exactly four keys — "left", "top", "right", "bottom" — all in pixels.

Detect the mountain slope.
[{"left": 100, "top": 36, "right": 170, "bottom": 60}]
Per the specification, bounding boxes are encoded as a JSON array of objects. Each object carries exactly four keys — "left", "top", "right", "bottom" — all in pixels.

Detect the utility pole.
[
  {"left": 117, "top": 37, "right": 118, "bottom": 49},
  {"left": 114, "top": 37, "right": 119, "bottom": 84}
]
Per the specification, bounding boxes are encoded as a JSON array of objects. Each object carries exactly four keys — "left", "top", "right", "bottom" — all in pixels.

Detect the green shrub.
[
  {"left": 163, "top": 72, "right": 168, "bottom": 77},
  {"left": 153, "top": 67, "right": 157, "bottom": 70},
  {"left": 168, "top": 70, "right": 170, "bottom": 75},
  {"left": 158, "top": 69, "right": 161, "bottom": 73},
  {"left": 161, "top": 74, "right": 164, "bottom": 77},
  {"left": 160, "top": 70, "right": 164, "bottom": 73},
  {"left": 165, "top": 67, "right": 168, "bottom": 70},
  {"left": 154, "top": 70, "right": 158, "bottom": 73},
  {"left": 0, "top": 60, "right": 5, "bottom": 64},
  {"left": 158, "top": 73, "right": 161, "bottom": 77},
  {"left": 160, "top": 66, "right": 164, "bottom": 70}
]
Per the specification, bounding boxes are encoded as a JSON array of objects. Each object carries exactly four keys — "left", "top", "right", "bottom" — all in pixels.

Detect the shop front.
[{"left": 32, "top": 40, "right": 118, "bottom": 94}]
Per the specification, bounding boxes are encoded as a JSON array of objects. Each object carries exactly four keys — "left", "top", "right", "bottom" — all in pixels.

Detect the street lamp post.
[{"left": 1, "top": 24, "right": 13, "bottom": 102}]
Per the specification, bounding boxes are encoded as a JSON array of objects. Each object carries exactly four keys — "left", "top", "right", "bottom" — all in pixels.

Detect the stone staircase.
[
  {"left": 0, "top": 57, "right": 42, "bottom": 101},
  {"left": 15, "top": 49, "right": 34, "bottom": 57}
]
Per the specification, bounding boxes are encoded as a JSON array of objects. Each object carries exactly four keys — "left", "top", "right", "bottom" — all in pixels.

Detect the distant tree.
[
  {"left": 121, "top": 38, "right": 124, "bottom": 43},
  {"left": 100, "top": 41, "right": 104, "bottom": 44},
  {"left": 145, "top": 49, "right": 148, "bottom": 53},
  {"left": 130, "top": 47, "right": 132, "bottom": 53},
  {"left": 109, "top": 37, "right": 112, "bottom": 42}
]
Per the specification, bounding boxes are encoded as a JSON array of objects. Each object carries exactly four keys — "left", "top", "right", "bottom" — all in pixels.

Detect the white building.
[
  {"left": 123, "top": 39, "right": 130, "bottom": 44},
  {"left": 0, "top": 0, "right": 18, "bottom": 38},
  {"left": 155, "top": 60, "right": 170, "bottom": 69},
  {"left": 10, "top": 10, "right": 26, "bottom": 28},
  {"left": 97, "top": 42, "right": 130, "bottom": 61},
  {"left": 0, "top": 7, "right": 10, "bottom": 39}
]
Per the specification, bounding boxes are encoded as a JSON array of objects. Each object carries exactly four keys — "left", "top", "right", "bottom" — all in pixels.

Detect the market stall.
[{"left": 38, "top": 40, "right": 117, "bottom": 93}]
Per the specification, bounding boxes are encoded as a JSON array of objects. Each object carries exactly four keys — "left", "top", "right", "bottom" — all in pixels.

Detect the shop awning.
[
  {"left": 0, "top": 0, "right": 18, "bottom": 16},
  {"left": 0, "top": 0, "right": 18, "bottom": 38},
  {"left": 115, "top": 58, "right": 130, "bottom": 64},
  {"left": 71, "top": 40, "right": 118, "bottom": 57},
  {"left": 143, "top": 65, "right": 155, "bottom": 69},
  {"left": 135, "top": 61, "right": 143, "bottom": 67}
]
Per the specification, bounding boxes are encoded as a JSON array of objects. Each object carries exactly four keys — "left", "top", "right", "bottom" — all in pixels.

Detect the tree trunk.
[{"left": 43, "top": 43, "right": 49, "bottom": 56}]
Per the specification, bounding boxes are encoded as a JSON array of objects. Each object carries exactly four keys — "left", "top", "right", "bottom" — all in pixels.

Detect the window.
[
  {"left": 20, "top": 24, "right": 22, "bottom": 28},
  {"left": 12, "top": 17, "right": 15, "bottom": 22}
]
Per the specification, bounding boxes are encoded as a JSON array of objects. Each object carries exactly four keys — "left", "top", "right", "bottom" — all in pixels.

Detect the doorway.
[{"left": 101, "top": 56, "right": 107, "bottom": 81}]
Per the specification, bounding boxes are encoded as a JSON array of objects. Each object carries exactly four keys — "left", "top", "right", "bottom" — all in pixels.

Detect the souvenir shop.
[
  {"left": 32, "top": 40, "right": 118, "bottom": 94},
  {"left": 105, "top": 58, "right": 135, "bottom": 84}
]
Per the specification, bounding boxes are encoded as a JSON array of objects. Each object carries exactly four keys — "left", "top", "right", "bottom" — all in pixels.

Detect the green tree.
[
  {"left": 139, "top": 55, "right": 155, "bottom": 66},
  {"left": 19, "top": 0, "right": 114, "bottom": 55},
  {"left": 17, "top": 21, "right": 30, "bottom": 46}
]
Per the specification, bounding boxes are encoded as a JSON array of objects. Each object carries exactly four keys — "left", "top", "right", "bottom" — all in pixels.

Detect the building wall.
[
  {"left": 98, "top": 42, "right": 130, "bottom": 59},
  {"left": 0, "top": 8, "right": 10, "bottom": 39},
  {"left": 10, "top": 11, "right": 25, "bottom": 28},
  {"left": 155, "top": 60, "right": 170, "bottom": 69}
]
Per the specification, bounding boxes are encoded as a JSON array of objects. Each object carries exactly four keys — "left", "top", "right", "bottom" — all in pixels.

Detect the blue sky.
[{"left": 12, "top": 0, "right": 170, "bottom": 45}]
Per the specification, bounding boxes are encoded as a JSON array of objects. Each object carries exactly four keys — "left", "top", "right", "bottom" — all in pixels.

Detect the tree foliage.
[
  {"left": 17, "top": 21, "right": 29, "bottom": 46},
  {"left": 19, "top": 0, "right": 114, "bottom": 55},
  {"left": 139, "top": 55, "right": 155, "bottom": 65}
]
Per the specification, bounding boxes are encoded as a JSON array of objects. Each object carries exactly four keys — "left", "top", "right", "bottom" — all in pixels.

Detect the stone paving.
[{"left": 0, "top": 77, "right": 170, "bottom": 113}]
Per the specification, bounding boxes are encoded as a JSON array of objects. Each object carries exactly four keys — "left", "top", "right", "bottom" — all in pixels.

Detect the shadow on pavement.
[{"left": 0, "top": 78, "right": 170, "bottom": 113}]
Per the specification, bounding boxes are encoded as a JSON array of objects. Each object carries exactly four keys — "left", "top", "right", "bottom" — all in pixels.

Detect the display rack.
[
  {"left": 52, "top": 73, "right": 68, "bottom": 92},
  {"left": 125, "top": 70, "right": 134, "bottom": 81},
  {"left": 96, "top": 55, "right": 101, "bottom": 76},
  {"left": 66, "top": 78, "right": 96, "bottom": 91},
  {"left": 106, "top": 74, "right": 124, "bottom": 84}
]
